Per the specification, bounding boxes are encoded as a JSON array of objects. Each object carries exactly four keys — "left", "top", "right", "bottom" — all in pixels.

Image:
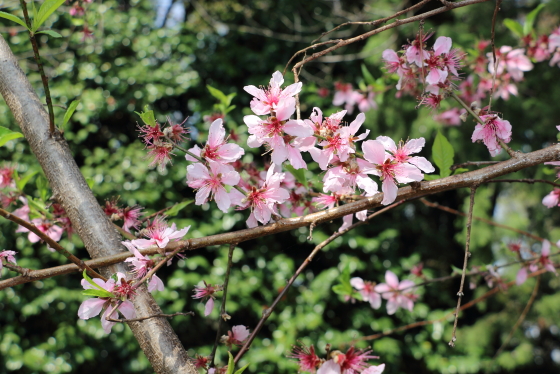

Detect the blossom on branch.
[
  {"left": 0, "top": 250, "right": 17, "bottom": 274},
  {"left": 131, "top": 216, "right": 190, "bottom": 249},
  {"left": 186, "top": 161, "right": 240, "bottom": 212},
  {"left": 375, "top": 271, "right": 416, "bottom": 315},
  {"left": 221, "top": 325, "right": 250, "bottom": 347},
  {"left": 471, "top": 114, "right": 512, "bottom": 157},
  {"left": 186, "top": 118, "right": 244, "bottom": 165}
]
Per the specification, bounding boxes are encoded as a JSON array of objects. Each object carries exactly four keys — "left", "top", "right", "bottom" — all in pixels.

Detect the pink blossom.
[
  {"left": 362, "top": 140, "right": 423, "bottom": 205},
  {"left": 382, "top": 49, "right": 408, "bottom": 90},
  {"left": 243, "top": 97, "right": 313, "bottom": 167},
  {"left": 351, "top": 277, "right": 381, "bottom": 309},
  {"left": 122, "top": 241, "right": 163, "bottom": 292},
  {"left": 186, "top": 161, "right": 240, "bottom": 212},
  {"left": 322, "top": 158, "right": 378, "bottom": 196},
  {"left": 244, "top": 71, "right": 302, "bottom": 116},
  {"left": 543, "top": 189, "right": 560, "bottom": 208},
  {"left": 238, "top": 164, "right": 290, "bottom": 227},
  {"left": 146, "top": 140, "right": 174, "bottom": 172},
  {"left": 131, "top": 216, "right": 190, "bottom": 249},
  {"left": 192, "top": 281, "right": 221, "bottom": 316},
  {"left": 433, "top": 108, "right": 463, "bottom": 126},
  {"left": 221, "top": 325, "right": 250, "bottom": 347},
  {"left": 405, "top": 32, "right": 432, "bottom": 67},
  {"left": 375, "top": 136, "right": 435, "bottom": 174},
  {"left": 0, "top": 165, "right": 15, "bottom": 188},
  {"left": 121, "top": 206, "right": 143, "bottom": 233},
  {"left": 375, "top": 271, "right": 416, "bottom": 315},
  {"left": 69, "top": 3, "right": 84, "bottom": 16},
  {"left": 28, "top": 218, "right": 64, "bottom": 248},
  {"left": 289, "top": 342, "right": 322, "bottom": 373},
  {"left": 488, "top": 46, "right": 533, "bottom": 82},
  {"left": 471, "top": 114, "right": 512, "bottom": 157},
  {"left": 0, "top": 250, "right": 17, "bottom": 274},
  {"left": 333, "top": 82, "right": 354, "bottom": 107},
  {"left": 320, "top": 347, "right": 379, "bottom": 374},
  {"left": 78, "top": 272, "right": 137, "bottom": 333},
  {"left": 362, "top": 365, "right": 385, "bottom": 374},
  {"left": 186, "top": 119, "right": 244, "bottom": 164}
]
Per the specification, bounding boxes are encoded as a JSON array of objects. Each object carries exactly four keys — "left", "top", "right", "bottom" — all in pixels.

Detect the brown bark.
[{"left": 0, "top": 35, "right": 196, "bottom": 374}]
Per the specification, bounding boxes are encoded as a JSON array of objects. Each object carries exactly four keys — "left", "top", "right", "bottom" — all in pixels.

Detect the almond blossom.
[
  {"left": 317, "top": 347, "right": 379, "bottom": 374},
  {"left": 362, "top": 139, "right": 424, "bottom": 205},
  {"left": 243, "top": 71, "right": 302, "bottom": 116},
  {"left": 131, "top": 216, "right": 190, "bottom": 249},
  {"left": 78, "top": 272, "right": 137, "bottom": 333},
  {"left": 542, "top": 188, "right": 560, "bottom": 208},
  {"left": 471, "top": 114, "right": 512, "bottom": 157},
  {"left": 374, "top": 270, "right": 416, "bottom": 315},
  {"left": 186, "top": 118, "right": 244, "bottom": 165},
  {"left": 186, "top": 161, "right": 240, "bottom": 212},
  {"left": 424, "top": 36, "right": 463, "bottom": 86}
]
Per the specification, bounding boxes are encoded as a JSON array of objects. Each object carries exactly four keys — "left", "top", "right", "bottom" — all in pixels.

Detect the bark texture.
[{"left": 0, "top": 35, "right": 196, "bottom": 374}]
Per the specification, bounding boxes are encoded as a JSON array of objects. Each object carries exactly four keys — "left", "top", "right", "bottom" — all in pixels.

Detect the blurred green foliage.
[{"left": 1, "top": 0, "right": 560, "bottom": 373}]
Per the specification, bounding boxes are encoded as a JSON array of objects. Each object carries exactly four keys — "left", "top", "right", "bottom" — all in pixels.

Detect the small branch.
[
  {"left": 451, "top": 161, "right": 500, "bottom": 170},
  {"left": 107, "top": 311, "right": 194, "bottom": 323},
  {"left": 4, "top": 262, "right": 33, "bottom": 277},
  {"left": 449, "top": 186, "right": 477, "bottom": 347},
  {"left": 0, "top": 207, "right": 106, "bottom": 281},
  {"left": 312, "top": 0, "right": 434, "bottom": 43},
  {"left": 488, "top": 0, "right": 503, "bottom": 112},
  {"left": 19, "top": 0, "right": 55, "bottom": 134},
  {"left": 209, "top": 243, "right": 236, "bottom": 368},
  {"left": 492, "top": 275, "right": 540, "bottom": 360},
  {"left": 420, "top": 198, "right": 545, "bottom": 243},
  {"left": 166, "top": 136, "right": 205, "bottom": 163},
  {"left": 233, "top": 200, "right": 406, "bottom": 365}
]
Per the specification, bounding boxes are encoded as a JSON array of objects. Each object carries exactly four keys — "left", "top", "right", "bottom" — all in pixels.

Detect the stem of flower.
[{"left": 209, "top": 243, "right": 236, "bottom": 368}]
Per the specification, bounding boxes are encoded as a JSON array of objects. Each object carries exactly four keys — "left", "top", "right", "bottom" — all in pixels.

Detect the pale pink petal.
[
  {"left": 362, "top": 140, "right": 386, "bottom": 165},
  {"left": 317, "top": 360, "right": 341, "bottom": 374},
  {"left": 204, "top": 298, "right": 214, "bottom": 316},
  {"left": 385, "top": 271, "right": 400, "bottom": 288},
  {"left": 207, "top": 119, "right": 225, "bottom": 148},
  {"left": 434, "top": 36, "right": 452, "bottom": 55},
  {"left": 350, "top": 277, "right": 365, "bottom": 290},
  {"left": 195, "top": 185, "right": 212, "bottom": 206},
  {"left": 283, "top": 119, "right": 314, "bottom": 137},
  {"left": 232, "top": 325, "right": 250, "bottom": 342},
  {"left": 362, "top": 364, "right": 385, "bottom": 374},
  {"left": 119, "top": 301, "right": 136, "bottom": 319},
  {"left": 214, "top": 186, "right": 232, "bottom": 213},
  {"left": 408, "top": 156, "right": 435, "bottom": 173},
  {"left": 375, "top": 136, "right": 397, "bottom": 154},
  {"left": 148, "top": 275, "right": 165, "bottom": 292},
  {"left": 78, "top": 298, "right": 106, "bottom": 319},
  {"left": 516, "top": 267, "right": 528, "bottom": 285},
  {"left": 381, "top": 178, "right": 398, "bottom": 205}
]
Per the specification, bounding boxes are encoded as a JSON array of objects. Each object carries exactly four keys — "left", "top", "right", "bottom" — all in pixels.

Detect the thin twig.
[
  {"left": 291, "top": 0, "right": 490, "bottom": 71},
  {"left": 449, "top": 186, "right": 477, "bottom": 347},
  {"left": 0, "top": 207, "right": 106, "bottom": 281},
  {"left": 420, "top": 198, "right": 545, "bottom": 243},
  {"left": 312, "top": 0, "right": 434, "bottom": 43},
  {"left": 488, "top": 0, "right": 503, "bottom": 112},
  {"left": 19, "top": 0, "right": 55, "bottom": 134},
  {"left": 233, "top": 200, "right": 406, "bottom": 365},
  {"left": 492, "top": 275, "right": 540, "bottom": 360},
  {"left": 107, "top": 311, "right": 194, "bottom": 323},
  {"left": 209, "top": 243, "right": 236, "bottom": 368}
]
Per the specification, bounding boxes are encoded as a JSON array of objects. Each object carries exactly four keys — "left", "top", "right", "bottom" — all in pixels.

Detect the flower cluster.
[
  {"left": 289, "top": 342, "right": 385, "bottom": 374},
  {"left": 351, "top": 271, "right": 417, "bottom": 315},
  {"left": 78, "top": 272, "right": 137, "bottom": 333},
  {"left": 332, "top": 82, "right": 377, "bottom": 114},
  {"left": 103, "top": 198, "right": 143, "bottom": 233}
]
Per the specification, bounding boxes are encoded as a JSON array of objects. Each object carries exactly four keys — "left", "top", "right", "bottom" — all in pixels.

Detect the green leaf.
[
  {"left": 207, "top": 85, "right": 229, "bottom": 105},
  {"left": 36, "top": 29, "right": 61, "bottom": 38},
  {"left": 234, "top": 363, "right": 250, "bottom": 374},
  {"left": 34, "top": 0, "right": 66, "bottom": 32},
  {"left": 452, "top": 168, "right": 469, "bottom": 175},
  {"left": 226, "top": 352, "right": 235, "bottom": 374},
  {"left": 432, "top": 131, "right": 454, "bottom": 178},
  {"left": 36, "top": 175, "right": 49, "bottom": 202},
  {"left": 223, "top": 104, "right": 236, "bottom": 115},
  {"left": 82, "top": 289, "right": 115, "bottom": 298},
  {"left": 0, "top": 126, "right": 24, "bottom": 147},
  {"left": 165, "top": 200, "right": 193, "bottom": 217},
  {"left": 62, "top": 100, "right": 80, "bottom": 128},
  {"left": 0, "top": 11, "right": 30, "bottom": 29},
  {"left": 503, "top": 19, "right": 524, "bottom": 38},
  {"left": 423, "top": 174, "right": 440, "bottom": 181},
  {"left": 82, "top": 270, "right": 112, "bottom": 293},
  {"left": 85, "top": 177, "right": 95, "bottom": 190},
  {"left": 283, "top": 164, "right": 307, "bottom": 186},
  {"left": 16, "top": 170, "right": 39, "bottom": 191},
  {"left": 523, "top": 3, "right": 546, "bottom": 36},
  {"left": 134, "top": 106, "right": 157, "bottom": 127},
  {"left": 27, "top": 197, "right": 49, "bottom": 216},
  {"left": 361, "top": 64, "right": 376, "bottom": 86}
]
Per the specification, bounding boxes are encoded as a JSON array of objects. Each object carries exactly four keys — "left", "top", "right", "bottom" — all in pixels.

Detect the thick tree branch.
[
  {"left": 2, "top": 142, "right": 560, "bottom": 290},
  {"left": 0, "top": 35, "right": 196, "bottom": 374}
]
